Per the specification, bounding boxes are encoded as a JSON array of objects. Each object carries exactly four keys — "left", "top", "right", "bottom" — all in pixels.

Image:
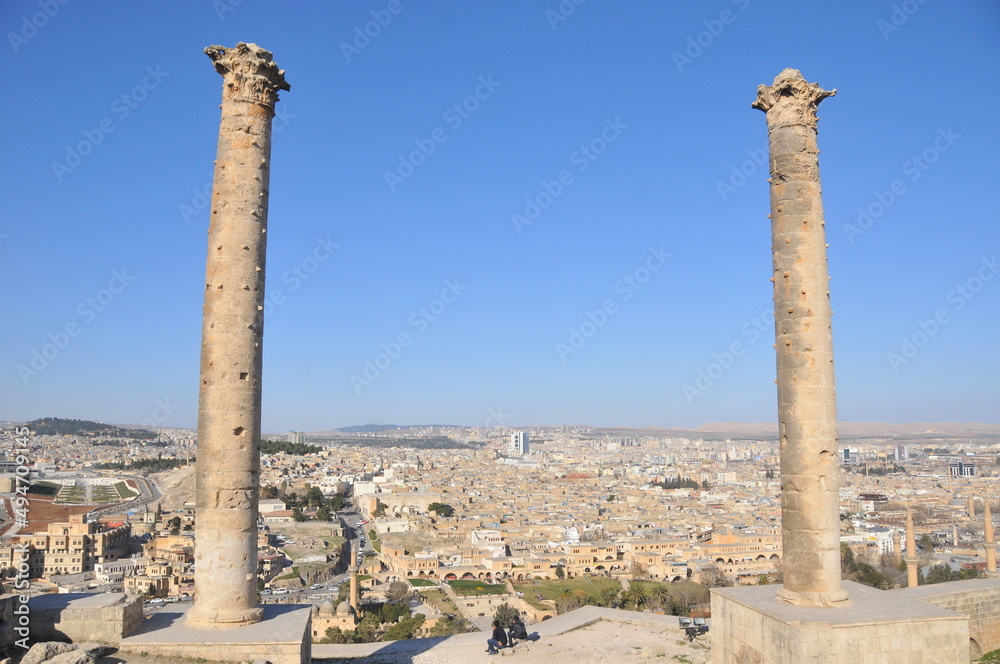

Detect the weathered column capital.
[
  {"left": 752, "top": 68, "right": 835, "bottom": 128},
  {"left": 205, "top": 42, "right": 290, "bottom": 110}
]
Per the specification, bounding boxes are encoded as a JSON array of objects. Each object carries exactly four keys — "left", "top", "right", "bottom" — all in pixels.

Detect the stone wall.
[
  {"left": 711, "top": 581, "right": 969, "bottom": 663},
  {"left": 0, "top": 594, "right": 17, "bottom": 655},
  {"left": 894, "top": 576, "right": 1000, "bottom": 658},
  {"left": 27, "top": 593, "right": 143, "bottom": 644}
]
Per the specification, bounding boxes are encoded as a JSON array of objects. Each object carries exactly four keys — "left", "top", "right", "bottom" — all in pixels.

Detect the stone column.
[
  {"left": 186, "top": 42, "right": 289, "bottom": 630},
  {"left": 892, "top": 531, "right": 902, "bottom": 566},
  {"left": 969, "top": 494, "right": 976, "bottom": 518},
  {"left": 985, "top": 498, "right": 996, "bottom": 576},
  {"left": 753, "top": 69, "right": 846, "bottom": 608},
  {"left": 905, "top": 504, "right": 919, "bottom": 588},
  {"left": 350, "top": 546, "right": 359, "bottom": 613}
]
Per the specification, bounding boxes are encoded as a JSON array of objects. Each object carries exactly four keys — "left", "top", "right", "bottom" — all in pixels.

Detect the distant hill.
[
  {"left": 26, "top": 417, "right": 157, "bottom": 440},
  {"left": 584, "top": 421, "right": 1000, "bottom": 442},
  {"left": 324, "top": 424, "right": 458, "bottom": 434}
]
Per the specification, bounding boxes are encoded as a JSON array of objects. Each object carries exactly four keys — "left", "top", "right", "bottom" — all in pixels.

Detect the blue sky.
[{"left": 2, "top": 1, "right": 998, "bottom": 432}]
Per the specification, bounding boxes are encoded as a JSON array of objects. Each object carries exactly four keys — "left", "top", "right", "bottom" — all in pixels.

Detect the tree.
[
  {"left": 427, "top": 502, "right": 454, "bottom": 518},
  {"left": 923, "top": 563, "right": 983, "bottom": 585},
  {"left": 554, "top": 565, "right": 565, "bottom": 579},
  {"left": 650, "top": 583, "right": 672, "bottom": 610},
  {"left": 386, "top": 580, "right": 411, "bottom": 605},
  {"left": 493, "top": 602, "right": 519, "bottom": 629},
  {"left": 291, "top": 508, "right": 306, "bottom": 522},
  {"left": 700, "top": 566, "right": 732, "bottom": 588},
  {"left": 599, "top": 585, "right": 621, "bottom": 608},
  {"left": 630, "top": 560, "right": 649, "bottom": 580},
  {"left": 321, "top": 626, "right": 352, "bottom": 644},
  {"left": 919, "top": 534, "right": 934, "bottom": 552},
  {"left": 383, "top": 615, "right": 425, "bottom": 641},
  {"left": 429, "top": 615, "right": 469, "bottom": 637},
  {"left": 841, "top": 542, "right": 856, "bottom": 574},
  {"left": 168, "top": 516, "right": 181, "bottom": 535},
  {"left": 316, "top": 506, "right": 332, "bottom": 522},
  {"left": 621, "top": 582, "right": 648, "bottom": 609}
]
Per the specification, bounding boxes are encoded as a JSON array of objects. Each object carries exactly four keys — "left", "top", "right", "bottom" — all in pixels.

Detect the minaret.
[
  {"left": 892, "top": 530, "right": 902, "bottom": 566},
  {"left": 350, "top": 545, "right": 359, "bottom": 613},
  {"left": 187, "top": 43, "right": 289, "bottom": 630},
  {"left": 754, "top": 69, "right": 846, "bottom": 608},
  {"left": 905, "top": 504, "right": 919, "bottom": 588},
  {"left": 952, "top": 524, "right": 959, "bottom": 547},
  {"left": 985, "top": 498, "right": 996, "bottom": 576}
]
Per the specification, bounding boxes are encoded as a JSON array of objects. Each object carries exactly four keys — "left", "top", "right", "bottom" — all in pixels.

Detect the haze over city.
[{"left": 3, "top": 1, "right": 998, "bottom": 432}]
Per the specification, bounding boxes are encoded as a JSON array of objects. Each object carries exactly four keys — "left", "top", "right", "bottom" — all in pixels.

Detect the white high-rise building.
[
  {"left": 287, "top": 431, "right": 305, "bottom": 445},
  {"left": 510, "top": 432, "right": 529, "bottom": 456}
]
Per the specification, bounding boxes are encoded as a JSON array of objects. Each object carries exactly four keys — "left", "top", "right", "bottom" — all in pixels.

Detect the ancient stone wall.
[{"left": 894, "top": 576, "right": 1000, "bottom": 658}]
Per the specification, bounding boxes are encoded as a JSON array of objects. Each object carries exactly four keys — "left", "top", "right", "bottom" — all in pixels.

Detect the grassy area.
[
  {"left": 28, "top": 482, "right": 59, "bottom": 497},
  {"left": 418, "top": 588, "right": 460, "bottom": 615},
  {"left": 357, "top": 574, "right": 372, "bottom": 582},
  {"left": 447, "top": 580, "right": 507, "bottom": 596},
  {"left": 513, "top": 576, "right": 621, "bottom": 602},
  {"left": 274, "top": 566, "right": 300, "bottom": 582},
  {"left": 408, "top": 577, "right": 437, "bottom": 587},
  {"left": 115, "top": 481, "right": 138, "bottom": 498}
]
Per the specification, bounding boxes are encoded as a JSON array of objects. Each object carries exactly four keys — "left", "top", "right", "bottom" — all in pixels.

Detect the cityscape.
[{"left": 3, "top": 1, "right": 998, "bottom": 663}]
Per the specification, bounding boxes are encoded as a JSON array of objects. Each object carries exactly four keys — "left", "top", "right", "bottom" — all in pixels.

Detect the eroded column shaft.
[
  {"left": 985, "top": 499, "right": 996, "bottom": 575},
  {"left": 754, "top": 69, "right": 846, "bottom": 607},
  {"left": 187, "top": 42, "right": 288, "bottom": 630}
]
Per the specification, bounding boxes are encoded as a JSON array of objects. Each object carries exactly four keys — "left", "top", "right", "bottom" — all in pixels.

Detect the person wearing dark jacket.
[
  {"left": 509, "top": 614, "right": 528, "bottom": 645},
  {"left": 486, "top": 619, "right": 508, "bottom": 654}
]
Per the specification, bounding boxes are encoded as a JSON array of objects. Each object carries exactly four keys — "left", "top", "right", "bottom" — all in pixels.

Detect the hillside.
[{"left": 26, "top": 417, "right": 157, "bottom": 439}]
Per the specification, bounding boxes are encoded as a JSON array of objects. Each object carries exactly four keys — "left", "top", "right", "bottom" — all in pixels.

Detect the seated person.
[
  {"left": 509, "top": 614, "right": 528, "bottom": 645},
  {"left": 486, "top": 619, "right": 508, "bottom": 654}
]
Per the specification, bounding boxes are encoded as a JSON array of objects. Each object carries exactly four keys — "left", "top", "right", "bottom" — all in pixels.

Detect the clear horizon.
[{"left": 3, "top": 1, "right": 998, "bottom": 432}]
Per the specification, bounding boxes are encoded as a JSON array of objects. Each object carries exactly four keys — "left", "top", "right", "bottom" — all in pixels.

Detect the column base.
[
  {"left": 122, "top": 602, "right": 310, "bottom": 664},
  {"left": 711, "top": 581, "right": 969, "bottom": 663},
  {"left": 185, "top": 604, "right": 264, "bottom": 630},
  {"left": 776, "top": 585, "right": 850, "bottom": 608}
]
